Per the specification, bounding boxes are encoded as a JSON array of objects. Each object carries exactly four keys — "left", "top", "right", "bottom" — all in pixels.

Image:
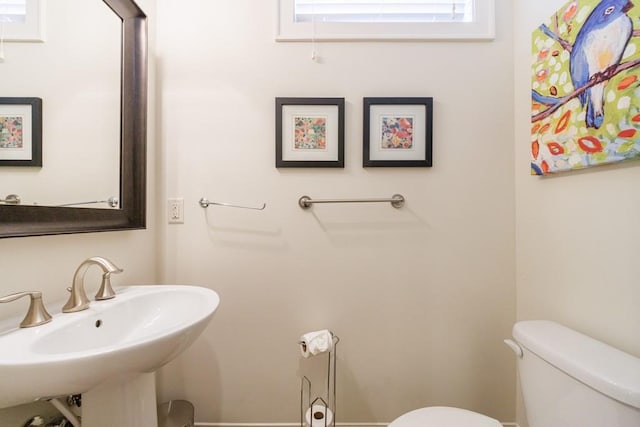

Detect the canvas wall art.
[{"left": 531, "top": 0, "right": 640, "bottom": 175}]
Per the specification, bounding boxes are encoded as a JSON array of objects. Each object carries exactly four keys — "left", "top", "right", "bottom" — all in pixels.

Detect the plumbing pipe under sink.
[{"left": 48, "top": 398, "right": 80, "bottom": 427}]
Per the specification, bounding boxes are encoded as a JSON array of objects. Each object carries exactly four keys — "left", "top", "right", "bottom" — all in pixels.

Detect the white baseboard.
[
  {"left": 195, "top": 424, "right": 385, "bottom": 427},
  {"left": 195, "top": 423, "right": 518, "bottom": 427}
]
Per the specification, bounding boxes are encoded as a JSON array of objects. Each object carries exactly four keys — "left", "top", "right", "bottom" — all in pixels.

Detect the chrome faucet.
[
  {"left": 0, "top": 291, "right": 52, "bottom": 328},
  {"left": 62, "top": 257, "right": 123, "bottom": 313}
]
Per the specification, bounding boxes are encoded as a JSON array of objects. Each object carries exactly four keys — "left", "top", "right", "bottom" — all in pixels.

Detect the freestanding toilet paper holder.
[{"left": 300, "top": 334, "right": 339, "bottom": 427}]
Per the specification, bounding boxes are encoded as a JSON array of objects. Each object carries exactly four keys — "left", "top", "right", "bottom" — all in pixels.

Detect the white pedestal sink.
[{"left": 0, "top": 285, "right": 220, "bottom": 426}]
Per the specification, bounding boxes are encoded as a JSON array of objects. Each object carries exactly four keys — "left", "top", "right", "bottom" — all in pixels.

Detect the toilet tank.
[{"left": 511, "top": 320, "right": 640, "bottom": 427}]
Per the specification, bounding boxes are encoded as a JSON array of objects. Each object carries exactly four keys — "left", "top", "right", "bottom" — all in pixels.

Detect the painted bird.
[{"left": 570, "top": 0, "right": 634, "bottom": 128}]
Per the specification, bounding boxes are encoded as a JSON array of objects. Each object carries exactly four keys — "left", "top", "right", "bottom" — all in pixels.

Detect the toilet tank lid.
[{"left": 513, "top": 320, "right": 640, "bottom": 409}]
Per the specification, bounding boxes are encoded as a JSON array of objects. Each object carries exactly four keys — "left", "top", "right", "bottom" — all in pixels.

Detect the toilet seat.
[{"left": 388, "top": 406, "right": 502, "bottom": 427}]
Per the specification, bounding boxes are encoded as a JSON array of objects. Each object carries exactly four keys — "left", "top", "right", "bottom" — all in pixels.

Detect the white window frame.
[
  {"left": 276, "top": 0, "right": 494, "bottom": 41},
  {"left": 0, "top": 0, "right": 44, "bottom": 42}
]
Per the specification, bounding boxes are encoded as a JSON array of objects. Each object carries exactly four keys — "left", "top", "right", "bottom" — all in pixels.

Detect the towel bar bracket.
[{"left": 0, "top": 194, "right": 21, "bottom": 205}]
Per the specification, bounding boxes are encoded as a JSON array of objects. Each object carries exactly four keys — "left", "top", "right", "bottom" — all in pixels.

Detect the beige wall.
[
  {"left": 155, "top": 0, "right": 516, "bottom": 424},
  {"left": 514, "top": 1, "right": 640, "bottom": 426},
  {"left": 3, "top": 1, "right": 639, "bottom": 425},
  {"left": 0, "top": 1, "right": 517, "bottom": 424}
]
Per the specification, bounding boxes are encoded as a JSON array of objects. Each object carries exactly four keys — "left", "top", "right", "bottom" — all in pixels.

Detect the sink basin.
[{"left": 0, "top": 285, "right": 219, "bottom": 422}]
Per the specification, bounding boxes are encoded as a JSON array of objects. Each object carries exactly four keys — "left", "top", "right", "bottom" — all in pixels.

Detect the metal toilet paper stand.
[{"left": 300, "top": 333, "right": 339, "bottom": 427}]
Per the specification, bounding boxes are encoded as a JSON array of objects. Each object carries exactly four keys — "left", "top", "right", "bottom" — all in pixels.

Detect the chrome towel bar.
[
  {"left": 199, "top": 198, "right": 266, "bottom": 210},
  {"left": 56, "top": 197, "right": 119, "bottom": 208},
  {"left": 298, "top": 194, "right": 405, "bottom": 209}
]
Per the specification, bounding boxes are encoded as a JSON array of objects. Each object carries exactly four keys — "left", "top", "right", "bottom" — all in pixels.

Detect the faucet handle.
[
  {"left": 0, "top": 291, "right": 52, "bottom": 328},
  {"left": 94, "top": 258, "right": 123, "bottom": 301},
  {"left": 95, "top": 270, "right": 121, "bottom": 301}
]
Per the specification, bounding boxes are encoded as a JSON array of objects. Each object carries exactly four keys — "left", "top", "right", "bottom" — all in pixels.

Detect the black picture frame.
[
  {"left": 276, "top": 97, "right": 345, "bottom": 168},
  {"left": 363, "top": 97, "right": 433, "bottom": 167},
  {"left": 0, "top": 97, "right": 42, "bottom": 167}
]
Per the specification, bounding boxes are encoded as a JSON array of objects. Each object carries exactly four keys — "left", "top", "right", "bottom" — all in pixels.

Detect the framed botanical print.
[
  {"left": 276, "top": 97, "right": 345, "bottom": 168},
  {"left": 363, "top": 97, "right": 433, "bottom": 167}
]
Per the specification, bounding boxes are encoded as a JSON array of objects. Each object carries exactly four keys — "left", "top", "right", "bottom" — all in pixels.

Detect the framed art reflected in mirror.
[{"left": 0, "top": 97, "right": 42, "bottom": 167}]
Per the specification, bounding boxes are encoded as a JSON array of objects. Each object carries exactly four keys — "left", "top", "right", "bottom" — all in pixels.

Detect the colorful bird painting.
[
  {"left": 530, "top": 0, "right": 640, "bottom": 175},
  {"left": 570, "top": 0, "right": 634, "bottom": 128}
]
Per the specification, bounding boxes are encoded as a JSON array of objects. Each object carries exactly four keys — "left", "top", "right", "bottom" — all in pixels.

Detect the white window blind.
[
  {"left": 0, "top": 0, "right": 43, "bottom": 41},
  {"left": 0, "top": 0, "right": 27, "bottom": 24},
  {"left": 294, "top": 0, "right": 472, "bottom": 24},
  {"left": 277, "top": 0, "right": 494, "bottom": 41}
]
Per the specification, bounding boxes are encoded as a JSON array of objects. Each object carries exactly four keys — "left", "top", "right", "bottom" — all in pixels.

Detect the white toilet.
[
  {"left": 388, "top": 406, "right": 501, "bottom": 427},
  {"left": 508, "top": 320, "right": 640, "bottom": 427},
  {"left": 389, "top": 320, "right": 640, "bottom": 427}
]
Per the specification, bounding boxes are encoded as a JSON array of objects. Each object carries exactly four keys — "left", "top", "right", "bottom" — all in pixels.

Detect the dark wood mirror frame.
[{"left": 0, "top": 0, "right": 147, "bottom": 239}]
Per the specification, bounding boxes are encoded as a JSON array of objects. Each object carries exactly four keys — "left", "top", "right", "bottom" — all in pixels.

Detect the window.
[
  {"left": 0, "top": 0, "right": 43, "bottom": 41},
  {"left": 276, "top": 0, "right": 494, "bottom": 41}
]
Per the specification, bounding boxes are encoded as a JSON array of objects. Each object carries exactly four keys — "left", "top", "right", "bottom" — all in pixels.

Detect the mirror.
[
  {"left": 1, "top": 0, "right": 121, "bottom": 208},
  {"left": 0, "top": 0, "right": 147, "bottom": 238}
]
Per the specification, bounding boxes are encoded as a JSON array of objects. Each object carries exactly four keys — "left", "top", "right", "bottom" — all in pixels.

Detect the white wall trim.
[
  {"left": 195, "top": 424, "right": 386, "bottom": 427},
  {"left": 195, "top": 424, "right": 387, "bottom": 427},
  {"left": 195, "top": 423, "right": 518, "bottom": 427}
]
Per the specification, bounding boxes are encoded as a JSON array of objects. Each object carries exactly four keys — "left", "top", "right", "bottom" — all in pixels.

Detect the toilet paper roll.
[
  {"left": 305, "top": 404, "right": 334, "bottom": 427},
  {"left": 299, "top": 329, "right": 334, "bottom": 358}
]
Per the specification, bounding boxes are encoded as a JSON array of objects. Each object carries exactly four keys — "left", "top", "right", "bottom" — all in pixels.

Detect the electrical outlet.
[{"left": 168, "top": 198, "right": 184, "bottom": 224}]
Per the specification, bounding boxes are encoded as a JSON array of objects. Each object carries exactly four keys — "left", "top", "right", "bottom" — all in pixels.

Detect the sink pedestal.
[{"left": 82, "top": 373, "right": 158, "bottom": 427}]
